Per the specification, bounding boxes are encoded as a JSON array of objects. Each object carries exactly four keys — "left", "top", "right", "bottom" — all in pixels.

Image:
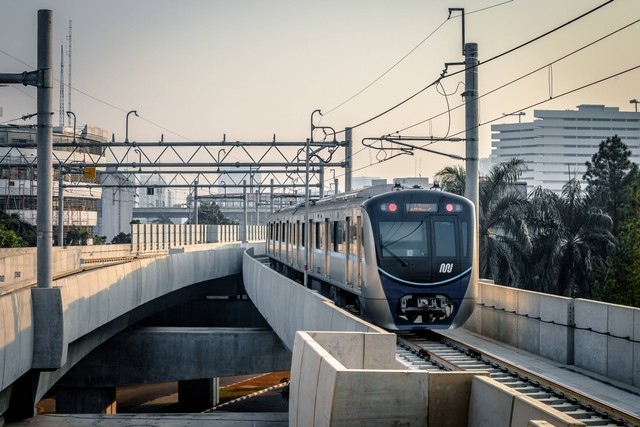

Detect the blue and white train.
[{"left": 265, "top": 184, "right": 477, "bottom": 330}]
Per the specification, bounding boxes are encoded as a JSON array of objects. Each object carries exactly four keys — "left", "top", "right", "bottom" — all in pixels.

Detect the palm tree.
[
  {"left": 435, "top": 159, "right": 530, "bottom": 286},
  {"left": 434, "top": 165, "right": 465, "bottom": 195},
  {"left": 478, "top": 159, "right": 530, "bottom": 286},
  {"left": 525, "top": 179, "right": 614, "bottom": 297}
]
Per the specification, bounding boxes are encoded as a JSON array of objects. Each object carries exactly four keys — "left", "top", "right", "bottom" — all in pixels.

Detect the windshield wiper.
[{"left": 383, "top": 246, "right": 408, "bottom": 267}]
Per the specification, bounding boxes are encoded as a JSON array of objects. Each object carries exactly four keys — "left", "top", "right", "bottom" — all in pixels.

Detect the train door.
[
  {"left": 431, "top": 217, "right": 460, "bottom": 281},
  {"left": 356, "top": 215, "right": 362, "bottom": 289},
  {"left": 345, "top": 217, "right": 351, "bottom": 286},
  {"left": 309, "top": 220, "right": 314, "bottom": 272},
  {"left": 324, "top": 218, "right": 330, "bottom": 277},
  {"left": 285, "top": 220, "right": 290, "bottom": 263}
]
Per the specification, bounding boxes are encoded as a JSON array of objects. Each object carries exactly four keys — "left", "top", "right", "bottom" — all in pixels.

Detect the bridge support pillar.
[
  {"left": 55, "top": 386, "right": 116, "bottom": 414},
  {"left": 178, "top": 378, "right": 219, "bottom": 411}
]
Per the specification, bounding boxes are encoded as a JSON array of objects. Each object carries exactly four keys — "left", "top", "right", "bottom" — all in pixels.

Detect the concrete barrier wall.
[
  {"left": 0, "top": 244, "right": 132, "bottom": 288},
  {"left": 289, "top": 331, "right": 583, "bottom": 427},
  {"left": 0, "top": 243, "right": 252, "bottom": 417},
  {"left": 465, "top": 281, "right": 640, "bottom": 388},
  {"left": 468, "top": 376, "right": 585, "bottom": 427},
  {"left": 573, "top": 299, "right": 640, "bottom": 385},
  {"left": 242, "top": 250, "right": 385, "bottom": 351}
]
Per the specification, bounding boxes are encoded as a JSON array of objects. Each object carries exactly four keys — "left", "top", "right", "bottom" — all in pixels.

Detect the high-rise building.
[{"left": 490, "top": 105, "right": 640, "bottom": 194}]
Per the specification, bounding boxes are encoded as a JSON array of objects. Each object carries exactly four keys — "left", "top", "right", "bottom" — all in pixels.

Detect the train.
[{"left": 265, "top": 183, "right": 477, "bottom": 330}]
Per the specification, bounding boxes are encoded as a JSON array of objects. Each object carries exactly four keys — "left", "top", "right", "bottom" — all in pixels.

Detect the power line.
[
  {"left": 390, "top": 16, "right": 640, "bottom": 136},
  {"left": 335, "top": 63, "right": 640, "bottom": 178},
  {"left": 332, "top": 0, "right": 615, "bottom": 138}
]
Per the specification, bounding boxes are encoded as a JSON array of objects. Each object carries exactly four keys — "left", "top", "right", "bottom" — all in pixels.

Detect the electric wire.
[
  {"left": 332, "top": 0, "right": 615, "bottom": 139},
  {"left": 389, "top": 16, "right": 640, "bottom": 136},
  {"left": 323, "top": 0, "right": 515, "bottom": 117},
  {"left": 334, "top": 63, "right": 640, "bottom": 179}
]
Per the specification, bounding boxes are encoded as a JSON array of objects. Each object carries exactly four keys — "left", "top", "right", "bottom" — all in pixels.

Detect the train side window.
[
  {"left": 335, "top": 221, "right": 346, "bottom": 253},
  {"left": 433, "top": 220, "right": 457, "bottom": 257},
  {"left": 281, "top": 222, "right": 286, "bottom": 242},
  {"left": 349, "top": 220, "right": 358, "bottom": 256},
  {"left": 461, "top": 221, "right": 468, "bottom": 258},
  {"left": 326, "top": 219, "right": 332, "bottom": 251},
  {"left": 275, "top": 223, "right": 280, "bottom": 242},
  {"left": 315, "top": 222, "right": 322, "bottom": 249},
  {"left": 301, "top": 223, "right": 305, "bottom": 246}
]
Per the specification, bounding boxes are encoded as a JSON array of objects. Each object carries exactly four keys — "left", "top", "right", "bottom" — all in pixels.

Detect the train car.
[{"left": 265, "top": 183, "right": 476, "bottom": 330}]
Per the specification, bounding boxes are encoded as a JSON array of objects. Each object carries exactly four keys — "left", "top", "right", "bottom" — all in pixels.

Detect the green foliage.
[
  {"left": 192, "top": 201, "right": 232, "bottom": 225},
  {"left": 93, "top": 235, "right": 108, "bottom": 245},
  {"left": 65, "top": 227, "right": 89, "bottom": 246},
  {"left": 111, "top": 232, "right": 132, "bottom": 244},
  {"left": 0, "top": 210, "right": 36, "bottom": 247}
]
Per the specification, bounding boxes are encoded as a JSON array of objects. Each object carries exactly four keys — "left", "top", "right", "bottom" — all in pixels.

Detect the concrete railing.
[
  {"left": 0, "top": 242, "right": 253, "bottom": 418},
  {"left": 290, "top": 331, "right": 585, "bottom": 427},
  {"left": 465, "top": 281, "right": 640, "bottom": 388}
]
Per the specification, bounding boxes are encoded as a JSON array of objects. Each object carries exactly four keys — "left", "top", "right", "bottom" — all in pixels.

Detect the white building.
[
  {"left": 0, "top": 124, "right": 107, "bottom": 243},
  {"left": 490, "top": 105, "right": 640, "bottom": 194}
]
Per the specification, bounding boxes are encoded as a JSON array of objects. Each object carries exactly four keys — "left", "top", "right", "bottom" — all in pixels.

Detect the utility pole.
[
  {"left": 463, "top": 42, "right": 479, "bottom": 220},
  {"left": 37, "top": 10, "right": 54, "bottom": 288}
]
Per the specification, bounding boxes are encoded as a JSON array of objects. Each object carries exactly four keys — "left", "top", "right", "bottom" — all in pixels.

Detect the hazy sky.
[{"left": 1, "top": 0, "right": 639, "bottom": 183}]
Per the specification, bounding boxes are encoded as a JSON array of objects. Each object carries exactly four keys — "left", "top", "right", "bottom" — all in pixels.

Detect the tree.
[
  {"left": 583, "top": 135, "right": 638, "bottom": 236},
  {"left": 525, "top": 180, "right": 614, "bottom": 297},
  {"left": 435, "top": 159, "right": 530, "bottom": 286},
  {"left": 434, "top": 165, "right": 465, "bottom": 195},
  {"left": 93, "top": 235, "right": 107, "bottom": 245},
  {"left": 0, "top": 210, "right": 36, "bottom": 247},
  {"left": 65, "top": 227, "right": 89, "bottom": 246},
  {"left": 111, "top": 232, "right": 132, "bottom": 244},
  {"left": 192, "top": 201, "right": 232, "bottom": 225}
]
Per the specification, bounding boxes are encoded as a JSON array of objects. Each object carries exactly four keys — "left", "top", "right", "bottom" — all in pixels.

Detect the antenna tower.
[
  {"left": 67, "top": 20, "right": 72, "bottom": 127},
  {"left": 59, "top": 44, "right": 64, "bottom": 127}
]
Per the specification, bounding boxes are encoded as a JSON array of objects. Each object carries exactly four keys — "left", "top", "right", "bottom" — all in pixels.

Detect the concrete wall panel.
[
  {"left": 607, "top": 304, "right": 635, "bottom": 339},
  {"left": 468, "top": 375, "right": 515, "bottom": 427},
  {"left": 511, "top": 395, "right": 586, "bottom": 427},
  {"left": 634, "top": 342, "right": 640, "bottom": 387},
  {"left": 539, "top": 322, "right": 571, "bottom": 364},
  {"left": 427, "top": 372, "right": 477, "bottom": 427},
  {"left": 607, "top": 336, "right": 633, "bottom": 384},
  {"left": 574, "top": 329, "right": 607, "bottom": 376},
  {"left": 312, "top": 356, "right": 340, "bottom": 427},
  {"left": 539, "top": 294, "right": 572, "bottom": 325},
  {"left": 517, "top": 289, "right": 540, "bottom": 318},
  {"left": 574, "top": 299, "right": 608, "bottom": 333},
  {"left": 517, "top": 316, "right": 540, "bottom": 355}
]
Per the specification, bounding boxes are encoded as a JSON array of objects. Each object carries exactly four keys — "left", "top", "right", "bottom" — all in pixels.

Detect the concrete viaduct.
[{"left": 1, "top": 237, "right": 639, "bottom": 425}]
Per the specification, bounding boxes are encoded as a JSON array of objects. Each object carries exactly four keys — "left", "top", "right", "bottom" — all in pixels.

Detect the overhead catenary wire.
[
  {"left": 332, "top": 0, "right": 615, "bottom": 140},
  {"left": 333, "top": 63, "right": 640, "bottom": 179},
  {"left": 388, "top": 16, "right": 640, "bottom": 136}
]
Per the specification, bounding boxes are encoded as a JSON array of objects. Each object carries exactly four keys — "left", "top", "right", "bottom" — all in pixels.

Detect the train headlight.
[
  {"left": 445, "top": 203, "right": 463, "bottom": 212},
  {"left": 380, "top": 202, "right": 399, "bottom": 212}
]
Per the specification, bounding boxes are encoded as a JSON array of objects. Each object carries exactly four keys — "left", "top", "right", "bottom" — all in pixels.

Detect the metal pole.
[
  {"left": 58, "top": 165, "right": 64, "bottom": 247},
  {"left": 255, "top": 187, "right": 260, "bottom": 226},
  {"left": 463, "top": 42, "right": 480, "bottom": 287},
  {"left": 243, "top": 180, "right": 248, "bottom": 242},
  {"left": 344, "top": 127, "right": 352, "bottom": 192},
  {"left": 270, "top": 178, "right": 274, "bottom": 214},
  {"left": 318, "top": 166, "right": 324, "bottom": 198},
  {"left": 304, "top": 138, "right": 310, "bottom": 288},
  {"left": 37, "top": 9, "right": 53, "bottom": 289},
  {"left": 334, "top": 178, "right": 339, "bottom": 196},
  {"left": 194, "top": 179, "right": 199, "bottom": 227}
]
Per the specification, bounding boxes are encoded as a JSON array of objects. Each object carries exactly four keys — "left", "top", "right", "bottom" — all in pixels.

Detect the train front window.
[
  {"left": 433, "top": 220, "right": 456, "bottom": 257},
  {"left": 379, "top": 221, "right": 428, "bottom": 260}
]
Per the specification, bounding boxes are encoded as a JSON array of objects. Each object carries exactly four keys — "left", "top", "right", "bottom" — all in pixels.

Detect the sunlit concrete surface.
[{"left": 5, "top": 412, "right": 288, "bottom": 426}]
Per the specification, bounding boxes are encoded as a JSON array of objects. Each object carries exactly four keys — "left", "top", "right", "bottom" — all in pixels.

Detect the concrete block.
[
  {"left": 574, "top": 299, "right": 608, "bottom": 333},
  {"left": 607, "top": 336, "right": 633, "bottom": 384},
  {"left": 463, "top": 304, "right": 482, "bottom": 333},
  {"left": 574, "top": 329, "right": 606, "bottom": 375},
  {"left": 312, "top": 332, "right": 364, "bottom": 369},
  {"left": 540, "top": 294, "right": 572, "bottom": 326},
  {"left": 16, "top": 290, "right": 33, "bottom": 377},
  {"left": 517, "top": 289, "right": 541, "bottom": 318},
  {"left": 481, "top": 305, "right": 499, "bottom": 341},
  {"left": 427, "top": 372, "right": 479, "bottom": 427},
  {"left": 1, "top": 295, "right": 17, "bottom": 389},
  {"left": 312, "top": 354, "right": 342, "bottom": 427},
  {"left": 468, "top": 376, "right": 514, "bottom": 427},
  {"left": 364, "top": 333, "right": 396, "bottom": 369},
  {"left": 297, "top": 340, "right": 328, "bottom": 427},
  {"left": 31, "top": 287, "right": 67, "bottom": 369},
  {"left": 635, "top": 309, "right": 640, "bottom": 342},
  {"left": 330, "top": 370, "right": 429, "bottom": 426},
  {"left": 608, "top": 305, "right": 635, "bottom": 340},
  {"left": 496, "top": 310, "right": 518, "bottom": 348},
  {"left": 634, "top": 342, "right": 640, "bottom": 388},
  {"left": 540, "top": 322, "right": 572, "bottom": 364},
  {"left": 0, "top": 296, "right": 6, "bottom": 390},
  {"left": 517, "top": 315, "right": 540, "bottom": 355},
  {"left": 511, "top": 394, "right": 585, "bottom": 426}
]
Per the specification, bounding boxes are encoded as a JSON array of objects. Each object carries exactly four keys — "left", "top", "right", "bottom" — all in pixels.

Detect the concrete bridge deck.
[{"left": 1, "top": 242, "right": 639, "bottom": 426}]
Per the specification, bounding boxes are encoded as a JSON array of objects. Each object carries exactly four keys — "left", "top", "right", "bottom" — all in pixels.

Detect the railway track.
[{"left": 397, "top": 331, "right": 639, "bottom": 427}]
